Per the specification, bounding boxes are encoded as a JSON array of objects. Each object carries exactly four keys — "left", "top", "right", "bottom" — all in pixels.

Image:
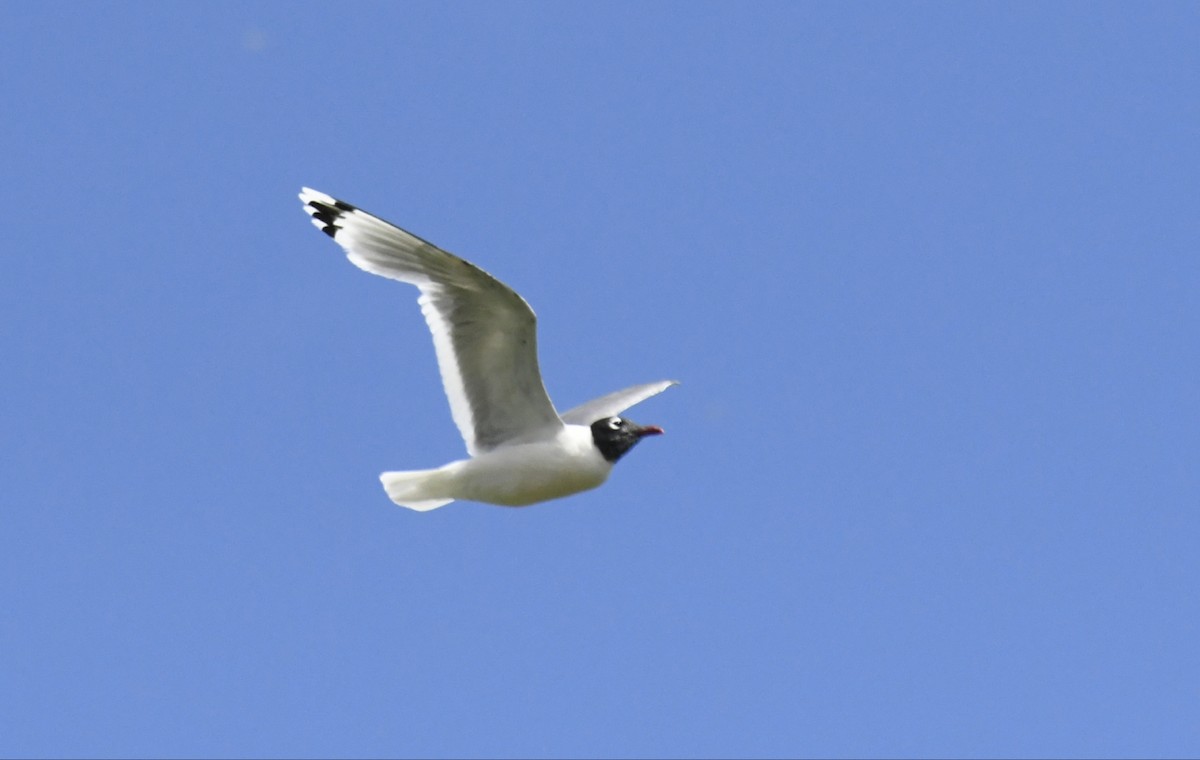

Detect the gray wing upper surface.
[
  {"left": 560, "top": 380, "right": 679, "bottom": 425},
  {"left": 299, "top": 188, "right": 562, "bottom": 455}
]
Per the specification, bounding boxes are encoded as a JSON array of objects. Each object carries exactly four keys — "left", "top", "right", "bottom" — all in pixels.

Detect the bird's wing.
[
  {"left": 560, "top": 380, "right": 679, "bottom": 425},
  {"left": 300, "top": 188, "right": 563, "bottom": 455}
]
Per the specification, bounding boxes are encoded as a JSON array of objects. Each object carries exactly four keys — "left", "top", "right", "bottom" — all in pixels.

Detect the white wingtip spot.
[{"left": 298, "top": 187, "right": 336, "bottom": 205}]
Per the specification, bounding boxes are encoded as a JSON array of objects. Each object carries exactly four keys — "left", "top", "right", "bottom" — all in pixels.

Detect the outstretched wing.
[
  {"left": 560, "top": 380, "right": 679, "bottom": 425},
  {"left": 300, "top": 188, "right": 563, "bottom": 455}
]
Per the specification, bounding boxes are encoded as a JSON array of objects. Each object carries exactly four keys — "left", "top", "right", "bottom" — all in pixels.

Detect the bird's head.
[{"left": 590, "top": 416, "right": 664, "bottom": 463}]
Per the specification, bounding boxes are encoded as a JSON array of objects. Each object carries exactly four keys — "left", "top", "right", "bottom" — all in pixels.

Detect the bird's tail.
[{"left": 379, "top": 468, "right": 455, "bottom": 511}]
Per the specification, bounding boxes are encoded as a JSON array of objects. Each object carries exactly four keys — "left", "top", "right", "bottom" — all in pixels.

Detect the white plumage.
[{"left": 299, "top": 188, "right": 676, "bottom": 510}]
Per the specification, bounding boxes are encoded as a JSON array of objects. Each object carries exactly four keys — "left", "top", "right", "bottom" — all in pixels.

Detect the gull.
[{"left": 299, "top": 188, "right": 677, "bottom": 511}]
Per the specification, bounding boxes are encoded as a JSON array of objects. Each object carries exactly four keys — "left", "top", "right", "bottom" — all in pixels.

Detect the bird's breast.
[{"left": 454, "top": 426, "right": 611, "bottom": 507}]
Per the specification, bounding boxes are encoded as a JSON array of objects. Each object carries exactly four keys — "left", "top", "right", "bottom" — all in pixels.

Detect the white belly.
[{"left": 448, "top": 426, "right": 612, "bottom": 507}]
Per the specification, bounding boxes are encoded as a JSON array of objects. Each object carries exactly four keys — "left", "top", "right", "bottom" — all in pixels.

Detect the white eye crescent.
[{"left": 607, "top": 418, "right": 623, "bottom": 430}]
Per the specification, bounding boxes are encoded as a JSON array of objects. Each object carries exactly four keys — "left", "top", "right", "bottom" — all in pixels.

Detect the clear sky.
[{"left": 2, "top": 3, "right": 1197, "bottom": 758}]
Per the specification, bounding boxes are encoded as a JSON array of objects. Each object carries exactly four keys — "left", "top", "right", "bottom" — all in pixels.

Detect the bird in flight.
[{"left": 299, "top": 188, "right": 677, "bottom": 511}]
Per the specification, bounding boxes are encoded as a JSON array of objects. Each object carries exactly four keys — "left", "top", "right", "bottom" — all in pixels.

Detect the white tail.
[{"left": 379, "top": 469, "right": 455, "bottom": 511}]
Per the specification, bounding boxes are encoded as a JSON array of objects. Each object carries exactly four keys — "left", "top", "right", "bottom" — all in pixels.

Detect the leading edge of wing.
[{"left": 560, "top": 380, "right": 680, "bottom": 425}]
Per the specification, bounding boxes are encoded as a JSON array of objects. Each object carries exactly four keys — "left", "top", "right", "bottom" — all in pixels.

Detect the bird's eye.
[{"left": 608, "top": 418, "right": 623, "bottom": 430}]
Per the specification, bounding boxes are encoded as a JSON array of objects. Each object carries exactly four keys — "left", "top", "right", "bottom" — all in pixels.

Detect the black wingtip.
[{"left": 306, "top": 199, "right": 356, "bottom": 238}]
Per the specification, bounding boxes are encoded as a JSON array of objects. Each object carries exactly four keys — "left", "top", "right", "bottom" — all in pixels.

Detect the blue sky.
[{"left": 2, "top": 3, "right": 1197, "bottom": 757}]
